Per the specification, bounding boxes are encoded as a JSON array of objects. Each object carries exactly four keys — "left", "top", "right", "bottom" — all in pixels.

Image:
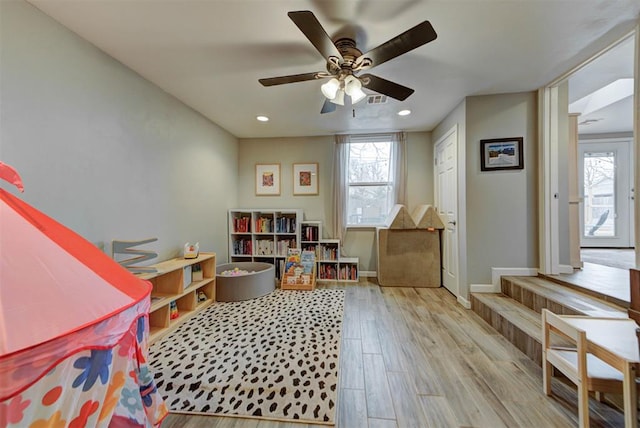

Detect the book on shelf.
[
  {"left": 321, "top": 245, "right": 337, "bottom": 260},
  {"left": 302, "top": 225, "right": 319, "bottom": 241},
  {"left": 255, "top": 217, "right": 273, "bottom": 233},
  {"left": 255, "top": 239, "right": 274, "bottom": 255},
  {"left": 276, "top": 216, "right": 296, "bottom": 233},
  {"left": 233, "top": 238, "right": 252, "bottom": 255},
  {"left": 339, "top": 265, "right": 358, "bottom": 280},
  {"left": 277, "top": 239, "right": 296, "bottom": 256},
  {"left": 233, "top": 216, "right": 251, "bottom": 233}
]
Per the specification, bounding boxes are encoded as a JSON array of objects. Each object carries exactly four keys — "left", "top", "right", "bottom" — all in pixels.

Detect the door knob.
[{"left": 448, "top": 221, "right": 457, "bottom": 226}]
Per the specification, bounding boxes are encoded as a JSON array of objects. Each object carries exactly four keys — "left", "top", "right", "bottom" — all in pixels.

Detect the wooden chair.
[{"left": 542, "top": 309, "right": 629, "bottom": 428}]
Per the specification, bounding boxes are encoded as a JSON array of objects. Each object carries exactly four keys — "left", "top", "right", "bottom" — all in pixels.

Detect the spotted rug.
[{"left": 148, "top": 288, "right": 344, "bottom": 424}]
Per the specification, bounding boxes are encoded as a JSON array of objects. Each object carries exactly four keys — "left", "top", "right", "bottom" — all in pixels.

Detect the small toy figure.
[
  {"left": 169, "top": 301, "right": 179, "bottom": 319},
  {"left": 197, "top": 291, "right": 207, "bottom": 303},
  {"left": 184, "top": 242, "right": 199, "bottom": 259}
]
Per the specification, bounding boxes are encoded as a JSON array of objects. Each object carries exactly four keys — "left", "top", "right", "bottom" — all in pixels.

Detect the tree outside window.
[
  {"left": 347, "top": 140, "right": 394, "bottom": 226},
  {"left": 583, "top": 151, "right": 615, "bottom": 237}
]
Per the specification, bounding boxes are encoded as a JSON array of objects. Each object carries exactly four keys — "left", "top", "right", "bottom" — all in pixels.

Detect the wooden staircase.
[{"left": 470, "top": 275, "right": 628, "bottom": 366}]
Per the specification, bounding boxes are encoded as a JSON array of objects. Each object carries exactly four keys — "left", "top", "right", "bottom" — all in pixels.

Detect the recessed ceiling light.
[
  {"left": 398, "top": 109, "right": 411, "bottom": 116},
  {"left": 256, "top": 115, "right": 269, "bottom": 122}
]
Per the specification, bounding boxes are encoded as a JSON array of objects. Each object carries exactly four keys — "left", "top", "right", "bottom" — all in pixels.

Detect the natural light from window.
[{"left": 347, "top": 140, "right": 394, "bottom": 226}]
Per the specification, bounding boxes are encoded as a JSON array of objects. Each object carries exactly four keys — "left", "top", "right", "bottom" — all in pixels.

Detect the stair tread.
[
  {"left": 503, "top": 275, "right": 627, "bottom": 318},
  {"left": 472, "top": 292, "right": 542, "bottom": 340}
]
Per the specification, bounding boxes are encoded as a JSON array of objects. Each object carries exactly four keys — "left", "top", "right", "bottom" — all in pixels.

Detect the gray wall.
[
  {"left": 237, "top": 132, "right": 434, "bottom": 271},
  {"left": 433, "top": 93, "right": 539, "bottom": 300},
  {"left": 465, "top": 92, "right": 539, "bottom": 285},
  {"left": 1, "top": 0, "right": 238, "bottom": 262}
]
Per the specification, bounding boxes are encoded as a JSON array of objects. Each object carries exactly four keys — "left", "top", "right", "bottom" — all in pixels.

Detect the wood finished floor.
[{"left": 162, "top": 281, "right": 624, "bottom": 428}]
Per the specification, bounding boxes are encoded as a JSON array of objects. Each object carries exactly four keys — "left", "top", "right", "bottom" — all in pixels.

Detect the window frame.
[{"left": 345, "top": 135, "right": 395, "bottom": 227}]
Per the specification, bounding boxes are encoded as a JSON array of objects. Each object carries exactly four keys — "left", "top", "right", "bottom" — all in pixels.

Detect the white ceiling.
[
  {"left": 27, "top": 0, "right": 640, "bottom": 139},
  {"left": 569, "top": 36, "right": 635, "bottom": 135}
]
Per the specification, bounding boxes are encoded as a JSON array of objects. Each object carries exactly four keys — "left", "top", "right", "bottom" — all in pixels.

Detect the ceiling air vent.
[{"left": 367, "top": 94, "right": 388, "bottom": 105}]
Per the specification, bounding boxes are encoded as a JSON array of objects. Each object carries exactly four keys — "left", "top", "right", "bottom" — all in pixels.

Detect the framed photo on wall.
[
  {"left": 255, "top": 163, "right": 280, "bottom": 196},
  {"left": 480, "top": 137, "right": 524, "bottom": 171},
  {"left": 293, "top": 163, "right": 319, "bottom": 196}
]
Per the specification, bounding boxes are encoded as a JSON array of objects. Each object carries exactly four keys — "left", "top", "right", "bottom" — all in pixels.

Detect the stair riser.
[
  {"left": 501, "top": 278, "right": 582, "bottom": 316},
  {"left": 471, "top": 295, "right": 542, "bottom": 366}
]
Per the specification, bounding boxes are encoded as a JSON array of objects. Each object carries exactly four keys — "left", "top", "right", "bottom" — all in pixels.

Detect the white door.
[
  {"left": 579, "top": 139, "right": 633, "bottom": 248},
  {"left": 435, "top": 127, "right": 459, "bottom": 296}
]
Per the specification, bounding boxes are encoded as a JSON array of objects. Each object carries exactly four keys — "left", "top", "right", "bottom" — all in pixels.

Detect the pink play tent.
[{"left": 0, "top": 163, "right": 168, "bottom": 427}]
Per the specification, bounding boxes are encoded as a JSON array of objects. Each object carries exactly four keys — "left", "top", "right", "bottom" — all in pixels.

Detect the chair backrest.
[
  {"left": 543, "top": 308, "right": 584, "bottom": 343},
  {"left": 542, "top": 309, "right": 589, "bottom": 384}
]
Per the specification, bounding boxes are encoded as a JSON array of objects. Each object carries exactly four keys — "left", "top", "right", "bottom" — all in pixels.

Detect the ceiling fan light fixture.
[
  {"left": 345, "top": 76, "right": 367, "bottom": 104},
  {"left": 256, "top": 115, "right": 269, "bottom": 122},
  {"left": 321, "top": 78, "right": 340, "bottom": 99},
  {"left": 330, "top": 89, "right": 345, "bottom": 105},
  {"left": 350, "top": 87, "right": 367, "bottom": 104}
]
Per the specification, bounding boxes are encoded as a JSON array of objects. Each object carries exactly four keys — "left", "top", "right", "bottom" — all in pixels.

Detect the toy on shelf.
[
  {"left": 169, "top": 301, "right": 179, "bottom": 319},
  {"left": 112, "top": 238, "right": 158, "bottom": 273},
  {"left": 184, "top": 242, "right": 199, "bottom": 259}
]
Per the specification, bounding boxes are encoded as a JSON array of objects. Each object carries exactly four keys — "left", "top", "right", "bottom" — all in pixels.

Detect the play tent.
[{"left": 0, "top": 163, "right": 168, "bottom": 427}]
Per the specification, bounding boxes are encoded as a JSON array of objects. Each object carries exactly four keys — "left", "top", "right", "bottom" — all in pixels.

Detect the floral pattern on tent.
[{"left": 0, "top": 310, "right": 167, "bottom": 427}]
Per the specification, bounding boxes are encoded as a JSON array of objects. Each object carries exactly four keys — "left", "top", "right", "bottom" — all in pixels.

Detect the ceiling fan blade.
[
  {"left": 259, "top": 72, "right": 325, "bottom": 86},
  {"left": 321, "top": 98, "right": 337, "bottom": 114},
  {"left": 288, "top": 11, "right": 344, "bottom": 62},
  {"left": 360, "top": 74, "right": 414, "bottom": 101},
  {"left": 356, "top": 21, "right": 437, "bottom": 69}
]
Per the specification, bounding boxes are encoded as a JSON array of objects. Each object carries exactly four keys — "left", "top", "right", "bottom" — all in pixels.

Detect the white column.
[
  {"left": 568, "top": 113, "right": 583, "bottom": 269},
  {"left": 635, "top": 22, "right": 640, "bottom": 267}
]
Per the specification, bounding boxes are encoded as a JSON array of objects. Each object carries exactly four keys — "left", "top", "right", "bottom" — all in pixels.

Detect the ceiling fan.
[{"left": 259, "top": 10, "right": 437, "bottom": 114}]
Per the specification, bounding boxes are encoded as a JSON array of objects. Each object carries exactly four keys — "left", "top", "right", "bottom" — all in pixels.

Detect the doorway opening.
[{"left": 571, "top": 35, "right": 635, "bottom": 283}]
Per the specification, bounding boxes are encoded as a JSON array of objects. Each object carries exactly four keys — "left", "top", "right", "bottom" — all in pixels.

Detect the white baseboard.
[
  {"left": 359, "top": 271, "right": 376, "bottom": 278},
  {"left": 558, "top": 264, "right": 575, "bottom": 274},
  {"left": 491, "top": 267, "right": 538, "bottom": 292},
  {"left": 470, "top": 283, "right": 497, "bottom": 293},
  {"left": 457, "top": 295, "right": 471, "bottom": 309}
]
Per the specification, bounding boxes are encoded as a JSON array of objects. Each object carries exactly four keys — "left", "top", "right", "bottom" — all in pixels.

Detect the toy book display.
[{"left": 281, "top": 248, "right": 316, "bottom": 291}]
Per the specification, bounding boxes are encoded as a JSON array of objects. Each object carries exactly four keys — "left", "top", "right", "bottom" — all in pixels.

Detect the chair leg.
[
  {"left": 577, "top": 382, "right": 590, "bottom": 428},
  {"left": 543, "top": 358, "right": 552, "bottom": 396}
]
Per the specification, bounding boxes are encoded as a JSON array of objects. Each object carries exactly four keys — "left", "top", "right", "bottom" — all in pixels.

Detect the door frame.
[
  {"left": 434, "top": 124, "right": 469, "bottom": 307},
  {"left": 539, "top": 27, "right": 639, "bottom": 274}
]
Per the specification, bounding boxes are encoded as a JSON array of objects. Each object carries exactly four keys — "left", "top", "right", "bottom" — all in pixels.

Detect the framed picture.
[
  {"left": 293, "top": 163, "right": 319, "bottom": 196},
  {"left": 480, "top": 137, "right": 524, "bottom": 171},
  {"left": 255, "top": 163, "right": 280, "bottom": 196}
]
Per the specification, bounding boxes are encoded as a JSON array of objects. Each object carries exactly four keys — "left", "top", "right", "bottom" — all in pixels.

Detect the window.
[{"left": 346, "top": 135, "right": 395, "bottom": 226}]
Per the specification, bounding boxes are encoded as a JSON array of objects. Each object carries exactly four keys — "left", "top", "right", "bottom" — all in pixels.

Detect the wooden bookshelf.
[{"left": 140, "top": 252, "right": 216, "bottom": 344}]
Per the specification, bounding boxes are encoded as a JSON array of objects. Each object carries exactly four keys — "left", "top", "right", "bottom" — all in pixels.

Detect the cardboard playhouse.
[
  {"left": 376, "top": 204, "right": 445, "bottom": 287},
  {"left": 0, "top": 163, "right": 168, "bottom": 427}
]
